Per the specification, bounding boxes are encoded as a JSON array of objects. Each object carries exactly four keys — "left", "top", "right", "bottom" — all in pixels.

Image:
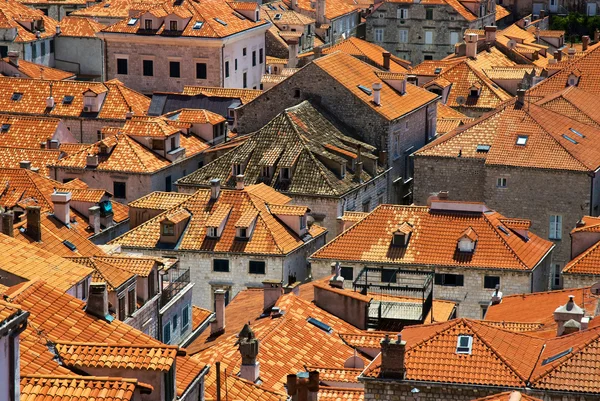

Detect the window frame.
[
  {"left": 142, "top": 59, "right": 154, "bottom": 77},
  {"left": 456, "top": 335, "right": 473, "bottom": 354},
  {"left": 116, "top": 58, "right": 128, "bottom": 75},
  {"left": 196, "top": 62, "right": 207, "bottom": 79},
  {"left": 113, "top": 181, "right": 126, "bottom": 199},
  {"left": 163, "top": 321, "right": 171, "bottom": 344},
  {"left": 128, "top": 287, "right": 136, "bottom": 316},
  {"left": 182, "top": 305, "right": 190, "bottom": 331},
  {"left": 483, "top": 275, "right": 500, "bottom": 289},
  {"left": 169, "top": 61, "right": 181, "bottom": 78},
  {"left": 549, "top": 215, "right": 562, "bottom": 240},
  {"left": 496, "top": 177, "right": 507, "bottom": 188},
  {"left": 213, "top": 259, "right": 230, "bottom": 272},
  {"left": 249, "top": 260, "right": 266, "bottom": 275},
  {"left": 434, "top": 273, "right": 464, "bottom": 286}
]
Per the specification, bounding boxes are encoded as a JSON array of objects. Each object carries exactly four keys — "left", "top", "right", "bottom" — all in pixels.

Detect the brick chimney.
[
  {"left": 263, "top": 280, "right": 283, "bottom": 311},
  {"left": 51, "top": 191, "right": 71, "bottom": 225},
  {"left": 380, "top": 333, "right": 406, "bottom": 379},
  {"left": 287, "top": 371, "right": 319, "bottom": 401},
  {"left": 582, "top": 35, "right": 590, "bottom": 51},
  {"left": 236, "top": 174, "right": 245, "bottom": 190},
  {"left": 554, "top": 295, "right": 584, "bottom": 336},
  {"left": 7, "top": 51, "right": 18, "bottom": 66},
  {"left": 372, "top": 82, "right": 382, "bottom": 106},
  {"left": 516, "top": 89, "right": 526, "bottom": 106},
  {"left": 89, "top": 206, "right": 101, "bottom": 234},
  {"left": 465, "top": 33, "right": 478, "bottom": 59},
  {"left": 316, "top": 0, "right": 326, "bottom": 25},
  {"left": 26, "top": 206, "right": 41, "bottom": 242},
  {"left": 210, "top": 179, "right": 221, "bottom": 200},
  {"left": 382, "top": 52, "right": 391, "bottom": 70},
  {"left": 211, "top": 289, "right": 226, "bottom": 335},
  {"left": 1, "top": 211, "right": 13, "bottom": 237},
  {"left": 554, "top": 50, "right": 562, "bottom": 61},
  {"left": 238, "top": 323, "right": 260, "bottom": 382},
  {"left": 484, "top": 26, "right": 497, "bottom": 43},
  {"left": 86, "top": 282, "right": 109, "bottom": 319}
]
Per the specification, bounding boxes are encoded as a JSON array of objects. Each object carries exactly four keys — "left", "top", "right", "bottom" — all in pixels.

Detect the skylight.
[
  {"left": 569, "top": 128, "right": 585, "bottom": 138},
  {"left": 193, "top": 21, "right": 204, "bottom": 30},
  {"left": 127, "top": 18, "right": 138, "bottom": 25},
  {"left": 279, "top": 5, "right": 286, "bottom": 10},
  {"left": 434, "top": 67, "right": 442, "bottom": 74},
  {"left": 541, "top": 347, "right": 572, "bottom": 366},
  {"left": 307, "top": 317, "right": 332, "bottom": 333},
  {"left": 1, "top": 124, "right": 10, "bottom": 132},
  {"left": 357, "top": 85, "right": 372, "bottom": 96},
  {"left": 516, "top": 135, "right": 528, "bottom": 146},
  {"left": 476, "top": 144, "right": 490, "bottom": 152},
  {"left": 63, "top": 95, "right": 74, "bottom": 105},
  {"left": 456, "top": 335, "right": 473, "bottom": 354},
  {"left": 63, "top": 240, "right": 77, "bottom": 251},
  {"left": 214, "top": 17, "right": 228, "bottom": 26},
  {"left": 267, "top": 4, "right": 276, "bottom": 10},
  {"left": 274, "top": 13, "right": 282, "bottom": 20},
  {"left": 562, "top": 134, "right": 578, "bottom": 144},
  {"left": 11, "top": 93, "right": 22, "bottom": 101},
  {"left": 497, "top": 225, "right": 510, "bottom": 236},
  {"left": 233, "top": 12, "right": 246, "bottom": 19}
]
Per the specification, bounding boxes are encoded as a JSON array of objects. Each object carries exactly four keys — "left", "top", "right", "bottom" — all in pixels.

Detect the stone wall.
[
  {"left": 55, "top": 36, "right": 104, "bottom": 79},
  {"left": 563, "top": 273, "right": 600, "bottom": 289}
]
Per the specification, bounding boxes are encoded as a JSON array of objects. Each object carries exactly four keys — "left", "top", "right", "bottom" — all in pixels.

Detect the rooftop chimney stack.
[
  {"left": 236, "top": 174, "right": 245, "bottom": 190},
  {"left": 583, "top": 35, "right": 590, "bottom": 51},
  {"left": 263, "top": 280, "right": 283, "bottom": 311},
  {"left": 56, "top": 25, "right": 61, "bottom": 35},
  {"left": 595, "top": 29, "right": 600, "bottom": 43},
  {"left": 19, "top": 160, "right": 31, "bottom": 170},
  {"left": 516, "top": 89, "right": 526, "bottom": 106},
  {"left": 382, "top": 51, "right": 391, "bottom": 70},
  {"left": 288, "top": 40, "right": 299, "bottom": 68},
  {"left": 1, "top": 211, "right": 13, "bottom": 237},
  {"left": 51, "top": 191, "right": 71, "bottom": 226},
  {"left": 554, "top": 295, "right": 585, "bottom": 336},
  {"left": 568, "top": 47, "right": 576, "bottom": 59},
  {"left": 554, "top": 50, "right": 562, "bottom": 61},
  {"left": 372, "top": 82, "right": 382, "bottom": 106},
  {"left": 313, "top": 46, "right": 322, "bottom": 59},
  {"left": 380, "top": 333, "right": 406, "bottom": 379},
  {"left": 239, "top": 324, "right": 260, "bottom": 383},
  {"left": 465, "top": 33, "right": 478, "bottom": 59},
  {"left": 316, "top": 0, "right": 326, "bottom": 25},
  {"left": 539, "top": 9, "right": 546, "bottom": 18},
  {"left": 484, "top": 26, "right": 497, "bottom": 43},
  {"left": 7, "top": 51, "right": 18, "bottom": 66},
  {"left": 26, "top": 206, "right": 41, "bottom": 242},
  {"left": 88, "top": 206, "right": 101, "bottom": 235},
  {"left": 86, "top": 282, "right": 109, "bottom": 319},
  {"left": 211, "top": 289, "right": 226, "bottom": 335},
  {"left": 287, "top": 371, "right": 319, "bottom": 401},
  {"left": 210, "top": 178, "right": 221, "bottom": 200},
  {"left": 329, "top": 262, "right": 345, "bottom": 288}
]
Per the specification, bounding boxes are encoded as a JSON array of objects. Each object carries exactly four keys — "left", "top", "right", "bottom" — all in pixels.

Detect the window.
[
  {"left": 153, "top": 139, "right": 165, "bottom": 150},
  {"left": 225, "top": 61, "right": 229, "bottom": 78},
  {"left": 32, "top": 43, "right": 37, "bottom": 60},
  {"left": 182, "top": 305, "right": 190, "bottom": 330},
  {"left": 434, "top": 273, "right": 464, "bottom": 286},
  {"left": 397, "top": 8, "right": 408, "bottom": 18},
  {"left": 148, "top": 271, "right": 156, "bottom": 297},
  {"left": 553, "top": 264, "right": 562, "bottom": 288},
  {"left": 213, "top": 259, "right": 230, "bottom": 272},
  {"left": 11, "top": 93, "right": 22, "bottom": 102},
  {"left": 243, "top": 72, "right": 247, "bottom": 88},
  {"left": 424, "top": 55, "right": 433, "bottom": 60},
  {"left": 252, "top": 50, "right": 256, "bottom": 66},
  {"left": 117, "top": 58, "right": 128, "bottom": 75},
  {"left": 450, "top": 31, "right": 459, "bottom": 45},
  {"left": 169, "top": 61, "right": 181, "bottom": 78},
  {"left": 549, "top": 215, "right": 562, "bottom": 240},
  {"left": 249, "top": 260, "right": 266, "bottom": 274},
  {"left": 281, "top": 167, "right": 291, "bottom": 180},
  {"left": 340, "top": 266, "right": 353, "bottom": 280},
  {"left": 163, "top": 322, "right": 171, "bottom": 344},
  {"left": 173, "top": 314, "right": 178, "bottom": 330},
  {"left": 456, "top": 335, "right": 473, "bottom": 354},
  {"left": 481, "top": 305, "right": 488, "bottom": 319},
  {"left": 484, "top": 276, "right": 500, "bottom": 289},
  {"left": 41, "top": 41, "right": 46, "bottom": 57},
  {"left": 243, "top": 47, "right": 247, "bottom": 56},
  {"left": 235, "top": 59, "right": 238, "bottom": 71},
  {"left": 0, "top": 46, "right": 7, "bottom": 58},
  {"left": 170, "top": 136, "right": 176, "bottom": 150},
  {"left": 118, "top": 296, "right": 126, "bottom": 320},
  {"left": 196, "top": 62, "right": 207, "bottom": 79},
  {"left": 259, "top": 48, "right": 264, "bottom": 64},
  {"left": 399, "top": 29, "right": 408, "bottom": 43},
  {"left": 165, "top": 175, "right": 172, "bottom": 192},
  {"left": 143, "top": 59, "right": 153, "bottom": 76},
  {"left": 300, "top": 215, "right": 306, "bottom": 230},
  {"left": 50, "top": 40, "right": 54, "bottom": 53},
  {"left": 496, "top": 177, "right": 507, "bottom": 188},
  {"left": 381, "top": 269, "right": 397, "bottom": 283},
  {"left": 162, "top": 223, "right": 175, "bottom": 236},
  {"left": 128, "top": 288, "right": 136, "bottom": 315},
  {"left": 170, "top": 20, "right": 177, "bottom": 31},
  {"left": 294, "top": 88, "right": 301, "bottom": 98},
  {"left": 374, "top": 28, "right": 384, "bottom": 42},
  {"left": 113, "top": 181, "right": 126, "bottom": 199},
  {"left": 425, "top": 8, "right": 433, "bottom": 19},
  {"left": 144, "top": 19, "right": 152, "bottom": 29},
  {"left": 425, "top": 30, "right": 434, "bottom": 44},
  {"left": 516, "top": 135, "right": 528, "bottom": 145}
]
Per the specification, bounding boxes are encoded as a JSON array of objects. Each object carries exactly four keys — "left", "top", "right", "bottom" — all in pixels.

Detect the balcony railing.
[{"left": 160, "top": 269, "right": 190, "bottom": 307}]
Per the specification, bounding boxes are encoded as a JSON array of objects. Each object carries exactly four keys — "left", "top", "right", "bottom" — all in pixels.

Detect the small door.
[
  {"left": 549, "top": 0, "right": 558, "bottom": 12},
  {"left": 165, "top": 175, "right": 172, "bottom": 192},
  {"left": 588, "top": 2, "right": 597, "bottom": 15}
]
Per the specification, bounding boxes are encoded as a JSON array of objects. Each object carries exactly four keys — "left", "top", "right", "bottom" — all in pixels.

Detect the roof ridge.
[
  {"left": 482, "top": 212, "right": 529, "bottom": 270},
  {"left": 54, "top": 340, "right": 180, "bottom": 349},
  {"left": 563, "top": 239, "right": 600, "bottom": 273},
  {"left": 245, "top": 191, "right": 286, "bottom": 254}
]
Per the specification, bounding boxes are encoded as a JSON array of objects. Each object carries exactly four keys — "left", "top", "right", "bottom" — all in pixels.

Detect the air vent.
[
  {"left": 542, "top": 347, "right": 572, "bottom": 366},
  {"left": 307, "top": 317, "right": 332, "bottom": 333},
  {"left": 357, "top": 85, "right": 372, "bottom": 96}
]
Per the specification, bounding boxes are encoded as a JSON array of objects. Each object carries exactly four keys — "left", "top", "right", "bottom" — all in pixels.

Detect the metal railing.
[{"left": 160, "top": 269, "right": 190, "bottom": 307}]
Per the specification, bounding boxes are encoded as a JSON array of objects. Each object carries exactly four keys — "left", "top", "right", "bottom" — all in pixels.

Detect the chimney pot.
[
  {"left": 583, "top": 35, "right": 590, "bottom": 51},
  {"left": 51, "top": 191, "right": 71, "bottom": 226},
  {"left": 1, "top": 211, "right": 13, "bottom": 237},
  {"left": 239, "top": 324, "right": 260, "bottom": 382},
  {"left": 516, "top": 89, "right": 526, "bottom": 106},
  {"left": 465, "top": 33, "right": 478, "bottom": 58},
  {"left": 56, "top": 25, "right": 61, "bottom": 35},
  {"left": 382, "top": 51, "right": 391, "bottom": 70},
  {"left": 89, "top": 206, "right": 101, "bottom": 234},
  {"left": 26, "top": 206, "right": 41, "bottom": 242},
  {"left": 211, "top": 289, "right": 226, "bottom": 335},
  {"left": 46, "top": 96, "right": 55, "bottom": 109},
  {"left": 210, "top": 178, "right": 221, "bottom": 200},
  {"left": 372, "top": 82, "right": 382, "bottom": 106},
  {"left": 484, "top": 25, "right": 497, "bottom": 43},
  {"left": 19, "top": 160, "right": 31, "bottom": 170},
  {"left": 86, "top": 154, "right": 99, "bottom": 168},
  {"left": 86, "top": 282, "right": 109, "bottom": 319},
  {"left": 236, "top": 174, "right": 245, "bottom": 190}
]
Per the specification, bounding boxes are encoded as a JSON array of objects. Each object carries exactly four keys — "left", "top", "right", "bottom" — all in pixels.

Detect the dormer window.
[
  {"left": 144, "top": 19, "right": 152, "bottom": 29},
  {"left": 170, "top": 20, "right": 177, "bottom": 31},
  {"left": 162, "top": 223, "right": 175, "bottom": 236},
  {"left": 232, "top": 163, "right": 243, "bottom": 176},
  {"left": 153, "top": 139, "right": 165, "bottom": 150},
  {"left": 457, "top": 227, "right": 477, "bottom": 252},
  {"left": 262, "top": 166, "right": 271, "bottom": 178},
  {"left": 207, "top": 226, "right": 218, "bottom": 238},
  {"left": 469, "top": 83, "right": 481, "bottom": 97},
  {"left": 99, "top": 145, "right": 108, "bottom": 154},
  {"left": 392, "top": 222, "right": 413, "bottom": 247},
  {"left": 568, "top": 73, "right": 580, "bottom": 87},
  {"left": 280, "top": 167, "right": 291, "bottom": 180},
  {"left": 237, "top": 227, "right": 248, "bottom": 239},
  {"left": 456, "top": 335, "right": 473, "bottom": 354}
]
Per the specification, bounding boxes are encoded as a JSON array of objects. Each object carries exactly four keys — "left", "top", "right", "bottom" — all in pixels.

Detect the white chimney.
[
  {"left": 210, "top": 178, "right": 221, "bottom": 200},
  {"left": 46, "top": 96, "right": 54, "bottom": 109},
  {"left": 211, "top": 289, "right": 226, "bottom": 335},
  {"left": 236, "top": 175, "right": 245, "bottom": 190},
  {"left": 372, "top": 82, "right": 382, "bottom": 106},
  {"left": 86, "top": 154, "right": 99, "bottom": 168},
  {"left": 51, "top": 191, "right": 71, "bottom": 225},
  {"left": 465, "top": 33, "right": 478, "bottom": 59},
  {"left": 89, "top": 205, "right": 101, "bottom": 234},
  {"left": 56, "top": 25, "right": 61, "bottom": 35},
  {"left": 568, "top": 47, "right": 576, "bottom": 59},
  {"left": 316, "top": 0, "right": 326, "bottom": 25}
]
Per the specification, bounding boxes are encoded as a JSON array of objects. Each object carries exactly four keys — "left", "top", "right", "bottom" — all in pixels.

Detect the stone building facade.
[{"left": 365, "top": 0, "right": 497, "bottom": 64}]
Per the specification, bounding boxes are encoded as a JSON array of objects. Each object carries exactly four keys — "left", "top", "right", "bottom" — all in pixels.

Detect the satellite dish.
[
  {"left": 592, "top": 282, "right": 600, "bottom": 295},
  {"left": 507, "top": 39, "right": 517, "bottom": 50},
  {"left": 456, "top": 96, "right": 466, "bottom": 105}
]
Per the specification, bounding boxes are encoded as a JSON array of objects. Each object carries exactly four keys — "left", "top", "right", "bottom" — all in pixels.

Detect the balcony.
[{"left": 160, "top": 268, "right": 190, "bottom": 307}]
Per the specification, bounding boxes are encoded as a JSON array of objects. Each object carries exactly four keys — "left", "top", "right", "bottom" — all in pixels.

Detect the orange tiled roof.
[
  {"left": 563, "top": 239, "right": 600, "bottom": 275},
  {"left": 318, "top": 387, "right": 364, "bottom": 401},
  {"left": 0, "top": 0, "right": 58, "bottom": 42},
  {"left": 58, "top": 16, "right": 104, "bottom": 37},
  {"left": 111, "top": 184, "right": 326, "bottom": 255},
  {"left": 163, "top": 108, "right": 226, "bottom": 125},
  {"left": 284, "top": 0, "right": 356, "bottom": 20},
  {"left": 182, "top": 85, "right": 263, "bottom": 104},
  {"left": 69, "top": 257, "right": 135, "bottom": 290},
  {"left": 0, "top": 147, "right": 61, "bottom": 176},
  {"left": 0, "top": 114, "right": 65, "bottom": 149},
  {"left": 533, "top": 86, "right": 600, "bottom": 129},
  {"left": 307, "top": 367, "right": 362, "bottom": 383},
  {"left": 192, "top": 305, "right": 213, "bottom": 331},
  {"left": 2, "top": 58, "right": 75, "bottom": 80},
  {"left": 94, "top": 255, "right": 160, "bottom": 277},
  {"left": 269, "top": 204, "right": 309, "bottom": 216},
  {"left": 323, "top": 37, "right": 409, "bottom": 73},
  {"left": 0, "top": 168, "right": 58, "bottom": 210},
  {"left": 572, "top": 215, "right": 600, "bottom": 233},
  {"left": 20, "top": 375, "right": 142, "bottom": 401},
  {"left": 54, "top": 342, "right": 179, "bottom": 371},
  {"left": 311, "top": 204, "right": 553, "bottom": 270},
  {"left": 0, "top": 298, "right": 23, "bottom": 322},
  {"left": 129, "top": 191, "right": 191, "bottom": 210},
  {"left": 312, "top": 52, "right": 437, "bottom": 122},
  {"left": 472, "top": 392, "right": 542, "bottom": 401},
  {"left": 339, "top": 332, "right": 397, "bottom": 349},
  {"left": 495, "top": 4, "right": 510, "bottom": 21}
]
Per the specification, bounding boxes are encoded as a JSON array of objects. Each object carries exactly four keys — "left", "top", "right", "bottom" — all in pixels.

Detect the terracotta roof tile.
[
  {"left": 2, "top": 58, "right": 74, "bottom": 80},
  {"left": 129, "top": 191, "right": 191, "bottom": 210},
  {"left": 182, "top": 86, "right": 263, "bottom": 104},
  {"left": 163, "top": 108, "right": 226, "bottom": 125},
  {"left": 495, "top": 5, "right": 510, "bottom": 20},
  {"left": 307, "top": 367, "right": 362, "bottom": 383},
  {"left": 0, "top": 147, "right": 61, "bottom": 176},
  {"left": 94, "top": 255, "right": 160, "bottom": 277},
  {"left": 323, "top": 37, "right": 409, "bottom": 72},
  {"left": 284, "top": 0, "right": 356, "bottom": 20},
  {"left": 0, "top": 0, "right": 58, "bottom": 42},
  {"left": 58, "top": 16, "right": 104, "bottom": 37},
  {"left": 69, "top": 257, "right": 135, "bottom": 290},
  {"left": 472, "top": 392, "right": 542, "bottom": 401},
  {"left": 20, "top": 375, "right": 141, "bottom": 401},
  {"left": 318, "top": 387, "right": 364, "bottom": 401},
  {"left": 192, "top": 305, "right": 213, "bottom": 331}
]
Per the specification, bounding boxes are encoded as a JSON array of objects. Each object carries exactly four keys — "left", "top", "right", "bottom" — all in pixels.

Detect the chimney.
[
  {"left": 288, "top": 40, "right": 299, "bottom": 68},
  {"left": 484, "top": 26, "right": 497, "bottom": 43},
  {"left": 382, "top": 51, "right": 391, "bottom": 70},
  {"left": 568, "top": 47, "right": 576, "bottom": 59},
  {"left": 238, "top": 324, "right": 260, "bottom": 383},
  {"left": 316, "top": 0, "right": 325, "bottom": 25},
  {"left": 595, "top": 29, "right": 600, "bottom": 43},
  {"left": 508, "top": 392, "right": 522, "bottom": 401},
  {"left": 313, "top": 46, "right": 322, "bottom": 60},
  {"left": 380, "top": 333, "right": 406, "bottom": 379},
  {"left": 211, "top": 289, "right": 226, "bottom": 335},
  {"left": 7, "top": 51, "right": 18, "bottom": 66},
  {"left": 86, "top": 154, "right": 99, "bottom": 168},
  {"left": 26, "top": 206, "right": 41, "bottom": 242},
  {"left": 125, "top": 108, "right": 134, "bottom": 119},
  {"left": 210, "top": 179, "right": 221, "bottom": 200},
  {"left": 291, "top": 0, "right": 298, "bottom": 8},
  {"left": 372, "top": 82, "right": 382, "bottom": 106},
  {"left": 236, "top": 174, "right": 245, "bottom": 190},
  {"left": 554, "top": 295, "right": 584, "bottom": 336},
  {"left": 1, "top": 211, "right": 13, "bottom": 237},
  {"left": 51, "top": 191, "right": 71, "bottom": 225},
  {"left": 516, "top": 88, "right": 526, "bottom": 106},
  {"left": 329, "top": 262, "right": 344, "bottom": 288},
  {"left": 287, "top": 371, "right": 319, "bottom": 401},
  {"left": 85, "top": 282, "right": 110, "bottom": 319},
  {"left": 539, "top": 9, "right": 546, "bottom": 18},
  {"left": 399, "top": 76, "right": 407, "bottom": 95},
  {"left": 554, "top": 50, "right": 562, "bottom": 61},
  {"left": 263, "top": 280, "right": 283, "bottom": 311},
  {"left": 46, "top": 96, "right": 55, "bottom": 109},
  {"left": 354, "top": 161, "right": 363, "bottom": 183},
  {"left": 582, "top": 35, "right": 590, "bottom": 51},
  {"left": 437, "top": 190, "right": 449, "bottom": 200},
  {"left": 465, "top": 33, "right": 478, "bottom": 59},
  {"left": 89, "top": 206, "right": 101, "bottom": 235},
  {"left": 19, "top": 160, "right": 31, "bottom": 170},
  {"left": 490, "top": 284, "right": 503, "bottom": 305},
  {"left": 56, "top": 25, "right": 61, "bottom": 35},
  {"left": 48, "top": 139, "right": 59, "bottom": 149}
]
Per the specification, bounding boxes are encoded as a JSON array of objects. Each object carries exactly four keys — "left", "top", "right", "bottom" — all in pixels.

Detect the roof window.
[
  {"left": 11, "top": 93, "right": 22, "bottom": 101},
  {"left": 274, "top": 13, "right": 282, "bottom": 20},
  {"left": 103, "top": 2, "right": 110, "bottom": 7},
  {"left": 127, "top": 18, "right": 138, "bottom": 26},
  {"left": 516, "top": 135, "right": 528, "bottom": 146},
  {"left": 63, "top": 240, "right": 77, "bottom": 252},
  {"left": 434, "top": 67, "right": 442, "bottom": 74},
  {"left": 562, "top": 134, "right": 578, "bottom": 144},
  {"left": 357, "top": 85, "right": 372, "bottom": 96},
  {"left": 497, "top": 225, "right": 510, "bottom": 236},
  {"left": 456, "top": 335, "right": 473, "bottom": 354},
  {"left": 193, "top": 21, "right": 204, "bottom": 30},
  {"left": 214, "top": 18, "right": 228, "bottom": 26},
  {"left": 233, "top": 11, "right": 246, "bottom": 19},
  {"left": 307, "top": 317, "right": 332, "bottom": 333},
  {"left": 1, "top": 124, "right": 10, "bottom": 132},
  {"left": 569, "top": 128, "right": 585, "bottom": 138},
  {"left": 63, "top": 95, "right": 74, "bottom": 105},
  {"left": 541, "top": 347, "right": 572, "bottom": 366},
  {"left": 267, "top": 4, "right": 276, "bottom": 10},
  {"left": 279, "top": 4, "right": 286, "bottom": 10},
  {"left": 476, "top": 144, "right": 490, "bottom": 152}
]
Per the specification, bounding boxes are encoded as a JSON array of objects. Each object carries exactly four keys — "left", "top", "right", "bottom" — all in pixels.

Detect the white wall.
[{"left": 223, "top": 29, "right": 266, "bottom": 90}]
